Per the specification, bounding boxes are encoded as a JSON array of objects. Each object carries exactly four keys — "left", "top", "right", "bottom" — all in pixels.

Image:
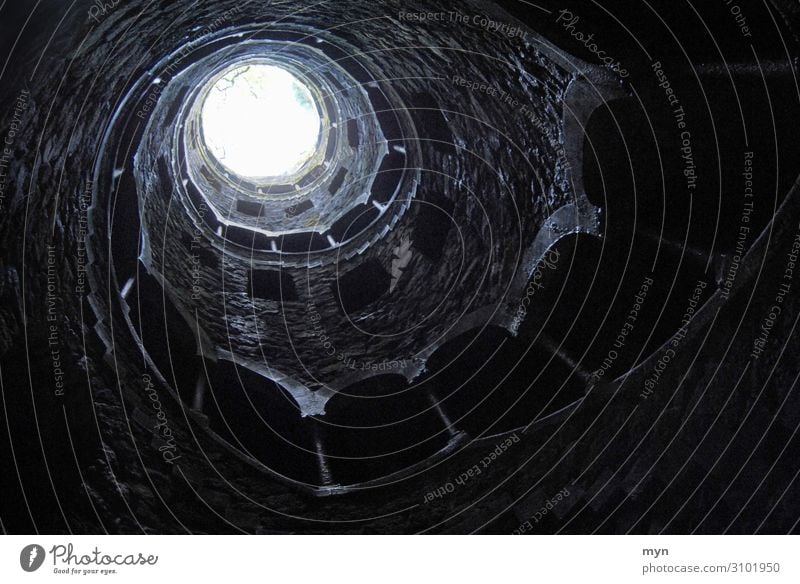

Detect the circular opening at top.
[{"left": 200, "top": 64, "right": 322, "bottom": 180}]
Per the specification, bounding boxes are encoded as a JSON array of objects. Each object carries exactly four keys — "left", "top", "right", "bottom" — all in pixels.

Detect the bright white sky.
[{"left": 201, "top": 64, "right": 321, "bottom": 179}]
